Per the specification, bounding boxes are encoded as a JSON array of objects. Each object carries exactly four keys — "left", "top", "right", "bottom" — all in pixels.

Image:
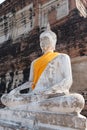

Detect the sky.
[{"left": 0, "top": 0, "right": 5, "bottom": 4}]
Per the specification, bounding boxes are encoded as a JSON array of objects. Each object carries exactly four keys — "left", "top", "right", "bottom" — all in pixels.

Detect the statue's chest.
[
  {"left": 46, "top": 61, "right": 58, "bottom": 77},
  {"left": 46, "top": 59, "right": 61, "bottom": 76},
  {"left": 35, "top": 57, "right": 63, "bottom": 90}
]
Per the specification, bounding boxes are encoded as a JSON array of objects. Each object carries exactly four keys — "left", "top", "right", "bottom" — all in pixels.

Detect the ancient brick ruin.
[{"left": 0, "top": 0, "right": 87, "bottom": 115}]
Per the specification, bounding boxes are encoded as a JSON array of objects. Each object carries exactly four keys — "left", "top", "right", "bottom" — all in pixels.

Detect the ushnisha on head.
[{"left": 40, "top": 24, "right": 57, "bottom": 53}]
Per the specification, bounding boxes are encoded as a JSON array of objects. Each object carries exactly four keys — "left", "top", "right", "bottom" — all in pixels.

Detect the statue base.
[{"left": 0, "top": 108, "right": 86, "bottom": 130}]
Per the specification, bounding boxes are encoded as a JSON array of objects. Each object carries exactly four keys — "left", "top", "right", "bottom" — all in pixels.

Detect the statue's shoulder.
[
  {"left": 56, "top": 53, "right": 70, "bottom": 62},
  {"left": 59, "top": 53, "right": 70, "bottom": 58}
]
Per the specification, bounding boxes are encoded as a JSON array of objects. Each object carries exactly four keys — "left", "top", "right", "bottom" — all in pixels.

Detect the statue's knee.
[{"left": 68, "top": 93, "right": 85, "bottom": 112}]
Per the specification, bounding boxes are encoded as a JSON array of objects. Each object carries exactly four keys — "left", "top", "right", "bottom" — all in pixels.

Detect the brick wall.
[
  {"left": 71, "top": 56, "right": 87, "bottom": 117},
  {"left": 0, "top": 0, "right": 87, "bottom": 115}
]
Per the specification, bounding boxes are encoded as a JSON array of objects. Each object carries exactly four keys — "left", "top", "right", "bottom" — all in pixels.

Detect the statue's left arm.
[{"left": 46, "top": 54, "right": 73, "bottom": 94}]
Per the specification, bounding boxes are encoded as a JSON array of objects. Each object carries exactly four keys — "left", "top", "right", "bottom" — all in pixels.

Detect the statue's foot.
[{"left": 1, "top": 92, "right": 44, "bottom": 107}]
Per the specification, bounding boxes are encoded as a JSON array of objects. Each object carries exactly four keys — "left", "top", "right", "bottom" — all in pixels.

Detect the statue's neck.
[{"left": 43, "top": 50, "right": 54, "bottom": 54}]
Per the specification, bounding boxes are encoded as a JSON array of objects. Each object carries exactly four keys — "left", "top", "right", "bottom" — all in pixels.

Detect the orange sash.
[{"left": 32, "top": 52, "right": 59, "bottom": 90}]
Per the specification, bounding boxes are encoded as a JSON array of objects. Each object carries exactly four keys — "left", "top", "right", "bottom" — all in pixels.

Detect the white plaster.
[
  {"left": 16, "top": 3, "right": 33, "bottom": 15},
  {"left": 76, "top": 0, "right": 87, "bottom": 18},
  {"left": 39, "top": 0, "right": 69, "bottom": 27},
  {"left": 39, "top": 0, "right": 58, "bottom": 27},
  {"left": 11, "top": 70, "right": 23, "bottom": 90},
  {"left": 0, "top": 33, "right": 11, "bottom": 44},
  {"left": 1, "top": 26, "right": 85, "bottom": 116},
  {"left": 39, "top": 123, "right": 81, "bottom": 130},
  {"left": 0, "top": 24, "right": 87, "bottom": 130},
  {"left": 56, "top": 0, "right": 69, "bottom": 20},
  {"left": 0, "top": 3, "right": 35, "bottom": 43},
  {"left": 0, "top": 108, "right": 86, "bottom": 130},
  {"left": 41, "top": 0, "right": 63, "bottom": 9}
]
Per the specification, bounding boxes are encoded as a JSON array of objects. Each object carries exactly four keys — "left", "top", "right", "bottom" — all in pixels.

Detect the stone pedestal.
[{"left": 0, "top": 108, "right": 86, "bottom": 130}]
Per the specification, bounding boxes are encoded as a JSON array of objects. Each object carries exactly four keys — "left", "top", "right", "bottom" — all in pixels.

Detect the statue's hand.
[
  {"left": 9, "top": 81, "right": 33, "bottom": 96},
  {"left": 41, "top": 88, "right": 65, "bottom": 98}
]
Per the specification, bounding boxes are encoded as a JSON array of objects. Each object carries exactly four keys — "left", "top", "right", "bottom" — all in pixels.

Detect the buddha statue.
[{"left": 1, "top": 24, "right": 85, "bottom": 114}]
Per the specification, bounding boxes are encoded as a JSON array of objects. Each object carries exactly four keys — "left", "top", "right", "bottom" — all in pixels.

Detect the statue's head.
[{"left": 40, "top": 24, "right": 57, "bottom": 53}]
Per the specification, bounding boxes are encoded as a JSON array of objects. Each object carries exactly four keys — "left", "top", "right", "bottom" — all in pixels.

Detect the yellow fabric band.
[{"left": 32, "top": 52, "right": 59, "bottom": 90}]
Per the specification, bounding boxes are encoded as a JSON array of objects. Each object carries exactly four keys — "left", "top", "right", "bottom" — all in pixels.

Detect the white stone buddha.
[{"left": 1, "top": 24, "right": 85, "bottom": 115}]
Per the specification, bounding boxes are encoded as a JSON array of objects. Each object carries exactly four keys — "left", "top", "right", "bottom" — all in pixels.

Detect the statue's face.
[{"left": 40, "top": 36, "right": 53, "bottom": 53}]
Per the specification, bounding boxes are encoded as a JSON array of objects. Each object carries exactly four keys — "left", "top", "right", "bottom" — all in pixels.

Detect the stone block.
[{"left": 0, "top": 108, "right": 86, "bottom": 130}]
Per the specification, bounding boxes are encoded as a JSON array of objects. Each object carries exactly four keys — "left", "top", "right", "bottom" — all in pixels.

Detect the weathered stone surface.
[
  {"left": 0, "top": 1, "right": 87, "bottom": 95},
  {"left": 0, "top": 1, "right": 87, "bottom": 130},
  {"left": 0, "top": 108, "right": 86, "bottom": 130}
]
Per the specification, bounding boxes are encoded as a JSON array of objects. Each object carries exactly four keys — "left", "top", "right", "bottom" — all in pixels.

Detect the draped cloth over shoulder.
[{"left": 32, "top": 52, "right": 59, "bottom": 90}]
